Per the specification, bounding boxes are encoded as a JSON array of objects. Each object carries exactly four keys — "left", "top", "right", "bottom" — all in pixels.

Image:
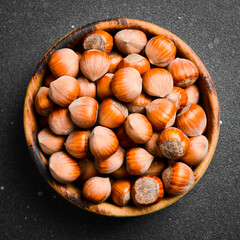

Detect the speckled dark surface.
[{"left": 1, "top": 0, "right": 240, "bottom": 239}]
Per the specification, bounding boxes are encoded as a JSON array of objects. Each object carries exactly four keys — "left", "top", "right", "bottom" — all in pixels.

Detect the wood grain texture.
[{"left": 23, "top": 18, "right": 220, "bottom": 217}]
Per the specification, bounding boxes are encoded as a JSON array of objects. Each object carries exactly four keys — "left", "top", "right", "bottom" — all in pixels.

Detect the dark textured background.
[{"left": 1, "top": 0, "right": 240, "bottom": 239}]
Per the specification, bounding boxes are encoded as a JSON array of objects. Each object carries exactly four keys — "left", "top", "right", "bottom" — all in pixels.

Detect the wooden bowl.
[{"left": 24, "top": 18, "right": 220, "bottom": 217}]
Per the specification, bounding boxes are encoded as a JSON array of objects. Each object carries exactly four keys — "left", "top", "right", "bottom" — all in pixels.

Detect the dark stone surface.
[{"left": 0, "top": 0, "right": 240, "bottom": 239}]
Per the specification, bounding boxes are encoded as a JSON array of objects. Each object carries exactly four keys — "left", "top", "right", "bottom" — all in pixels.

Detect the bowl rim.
[{"left": 23, "top": 18, "right": 220, "bottom": 217}]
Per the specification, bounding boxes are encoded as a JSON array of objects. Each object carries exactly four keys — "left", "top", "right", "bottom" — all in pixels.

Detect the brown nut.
[
  {"left": 99, "top": 98, "right": 128, "bottom": 128},
  {"left": 142, "top": 68, "right": 173, "bottom": 97},
  {"left": 145, "top": 36, "right": 177, "bottom": 67},
  {"left": 65, "top": 130, "right": 90, "bottom": 159},
  {"left": 80, "top": 50, "right": 110, "bottom": 82},
  {"left": 126, "top": 147, "right": 154, "bottom": 175},
  {"left": 181, "top": 135, "right": 209, "bottom": 166},
  {"left": 158, "top": 127, "right": 190, "bottom": 160},
  {"left": 111, "top": 179, "right": 131, "bottom": 207},
  {"left": 162, "top": 162, "right": 194, "bottom": 196},
  {"left": 44, "top": 72, "right": 56, "bottom": 87},
  {"left": 68, "top": 97, "right": 98, "bottom": 129},
  {"left": 118, "top": 53, "right": 150, "bottom": 75},
  {"left": 77, "top": 76, "right": 96, "bottom": 98},
  {"left": 48, "top": 48, "right": 79, "bottom": 78},
  {"left": 165, "top": 86, "right": 188, "bottom": 110},
  {"left": 125, "top": 113, "right": 153, "bottom": 144},
  {"left": 89, "top": 126, "right": 119, "bottom": 160},
  {"left": 48, "top": 108, "right": 76, "bottom": 135},
  {"left": 82, "top": 30, "right": 113, "bottom": 54},
  {"left": 111, "top": 163, "right": 130, "bottom": 179},
  {"left": 146, "top": 99, "right": 177, "bottom": 131},
  {"left": 96, "top": 73, "right": 114, "bottom": 100},
  {"left": 78, "top": 159, "right": 98, "bottom": 181},
  {"left": 131, "top": 175, "right": 164, "bottom": 206},
  {"left": 167, "top": 58, "right": 199, "bottom": 87},
  {"left": 82, "top": 176, "right": 111, "bottom": 203},
  {"left": 114, "top": 29, "right": 147, "bottom": 55},
  {"left": 143, "top": 159, "right": 166, "bottom": 176},
  {"left": 126, "top": 92, "right": 153, "bottom": 114},
  {"left": 144, "top": 132, "right": 164, "bottom": 157},
  {"left": 49, "top": 76, "right": 80, "bottom": 107},
  {"left": 111, "top": 67, "right": 142, "bottom": 102},
  {"left": 35, "top": 87, "right": 55, "bottom": 116},
  {"left": 185, "top": 84, "right": 200, "bottom": 105},
  {"left": 38, "top": 128, "right": 65, "bottom": 155},
  {"left": 107, "top": 51, "right": 123, "bottom": 73},
  {"left": 175, "top": 104, "right": 207, "bottom": 137},
  {"left": 115, "top": 125, "right": 138, "bottom": 149},
  {"left": 95, "top": 146, "right": 125, "bottom": 174},
  {"left": 49, "top": 151, "right": 81, "bottom": 184}
]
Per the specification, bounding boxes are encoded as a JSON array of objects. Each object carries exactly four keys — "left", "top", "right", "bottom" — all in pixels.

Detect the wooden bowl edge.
[{"left": 23, "top": 18, "right": 220, "bottom": 217}]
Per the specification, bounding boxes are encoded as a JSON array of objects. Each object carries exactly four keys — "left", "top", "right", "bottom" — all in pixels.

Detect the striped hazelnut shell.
[
  {"left": 167, "top": 58, "right": 199, "bottom": 87},
  {"left": 126, "top": 147, "right": 154, "bottom": 175},
  {"left": 35, "top": 87, "right": 55, "bottom": 116},
  {"left": 38, "top": 128, "right": 65, "bottom": 155},
  {"left": 175, "top": 104, "right": 207, "bottom": 137},
  {"left": 158, "top": 127, "right": 190, "bottom": 160},
  {"left": 95, "top": 146, "right": 125, "bottom": 174},
  {"left": 166, "top": 86, "right": 188, "bottom": 110},
  {"left": 89, "top": 126, "right": 119, "bottom": 160},
  {"left": 48, "top": 48, "right": 79, "bottom": 78},
  {"left": 97, "top": 73, "right": 114, "bottom": 100},
  {"left": 99, "top": 98, "right": 129, "bottom": 128},
  {"left": 115, "top": 125, "right": 138, "bottom": 149},
  {"left": 49, "top": 76, "right": 80, "bottom": 107},
  {"left": 65, "top": 130, "right": 90, "bottom": 159},
  {"left": 82, "top": 30, "right": 113, "bottom": 54},
  {"left": 82, "top": 177, "right": 111, "bottom": 203},
  {"left": 48, "top": 108, "right": 76, "bottom": 135},
  {"left": 44, "top": 72, "right": 56, "bottom": 87},
  {"left": 78, "top": 159, "right": 98, "bottom": 181},
  {"left": 145, "top": 36, "right": 177, "bottom": 67},
  {"left": 111, "top": 179, "right": 132, "bottom": 207},
  {"left": 126, "top": 92, "right": 153, "bottom": 114},
  {"left": 143, "top": 159, "right": 166, "bottom": 176},
  {"left": 162, "top": 162, "right": 194, "bottom": 196},
  {"left": 142, "top": 68, "right": 173, "bottom": 97},
  {"left": 181, "top": 135, "right": 209, "bottom": 166},
  {"left": 68, "top": 97, "right": 98, "bottom": 129},
  {"left": 125, "top": 113, "right": 153, "bottom": 144},
  {"left": 111, "top": 163, "right": 130, "bottom": 179},
  {"left": 80, "top": 50, "right": 110, "bottom": 81},
  {"left": 144, "top": 132, "right": 164, "bottom": 157},
  {"left": 118, "top": 54, "right": 150, "bottom": 75},
  {"left": 146, "top": 99, "right": 177, "bottom": 131},
  {"left": 49, "top": 151, "right": 81, "bottom": 184},
  {"left": 114, "top": 29, "right": 147, "bottom": 55},
  {"left": 131, "top": 175, "right": 164, "bottom": 206},
  {"left": 77, "top": 76, "right": 96, "bottom": 98},
  {"left": 107, "top": 51, "right": 123, "bottom": 73},
  {"left": 75, "top": 52, "right": 82, "bottom": 61},
  {"left": 185, "top": 84, "right": 200, "bottom": 104},
  {"left": 111, "top": 67, "right": 142, "bottom": 102}
]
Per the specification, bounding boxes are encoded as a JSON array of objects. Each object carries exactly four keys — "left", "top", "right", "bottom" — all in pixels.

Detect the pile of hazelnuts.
[{"left": 35, "top": 29, "right": 209, "bottom": 207}]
